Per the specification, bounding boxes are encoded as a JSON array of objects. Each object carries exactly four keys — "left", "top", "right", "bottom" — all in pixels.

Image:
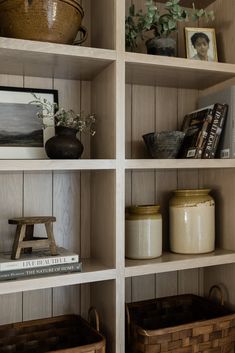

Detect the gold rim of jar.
[
  {"left": 126, "top": 205, "right": 160, "bottom": 215},
  {"left": 173, "top": 189, "right": 211, "bottom": 197}
]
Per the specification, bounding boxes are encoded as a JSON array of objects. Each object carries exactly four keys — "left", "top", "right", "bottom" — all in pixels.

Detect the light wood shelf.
[
  {"left": 125, "top": 250, "right": 235, "bottom": 278},
  {"left": 0, "top": 37, "right": 116, "bottom": 80},
  {"left": 125, "top": 159, "right": 235, "bottom": 170},
  {"left": 0, "top": 159, "right": 116, "bottom": 171},
  {"left": 125, "top": 53, "right": 235, "bottom": 89},
  {"left": 0, "top": 259, "right": 116, "bottom": 295}
]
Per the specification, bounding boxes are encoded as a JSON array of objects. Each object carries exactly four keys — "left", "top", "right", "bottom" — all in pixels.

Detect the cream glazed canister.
[
  {"left": 169, "top": 189, "right": 215, "bottom": 254},
  {"left": 125, "top": 205, "right": 162, "bottom": 259}
]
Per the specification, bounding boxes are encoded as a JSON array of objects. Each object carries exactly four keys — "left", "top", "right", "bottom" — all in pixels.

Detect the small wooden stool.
[{"left": 9, "top": 216, "right": 58, "bottom": 260}]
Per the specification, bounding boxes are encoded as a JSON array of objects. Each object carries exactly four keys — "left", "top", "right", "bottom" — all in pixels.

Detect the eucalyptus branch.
[{"left": 29, "top": 94, "right": 96, "bottom": 135}]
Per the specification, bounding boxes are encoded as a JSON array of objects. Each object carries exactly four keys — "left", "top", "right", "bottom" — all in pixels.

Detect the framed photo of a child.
[{"left": 185, "top": 28, "right": 218, "bottom": 62}]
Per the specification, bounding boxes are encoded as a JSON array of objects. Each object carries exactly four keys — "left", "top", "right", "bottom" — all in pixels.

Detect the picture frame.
[
  {"left": 0, "top": 86, "right": 58, "bottom": 159},
  {"left": 185, "top": 27, "right": 218, "bottom": 62}
]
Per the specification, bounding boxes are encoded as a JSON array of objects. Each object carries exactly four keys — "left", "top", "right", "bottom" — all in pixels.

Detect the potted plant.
[
  {"left": 30, "top": 94, "right": 95, "bottom": 159},
  {"left": 125, "top": 0, "right": 215, "bottom": 56}
]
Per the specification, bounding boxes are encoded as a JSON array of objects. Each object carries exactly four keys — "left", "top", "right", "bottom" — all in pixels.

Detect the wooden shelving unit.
[
  {"left": 125, "top": 250, "right": 235, "bottom": 277},
  {"left": 0, "top": 1, "right": 234, "bottom": 352},
  {"left": 125, "top": 52, "right": 235, "bottom": 88}
]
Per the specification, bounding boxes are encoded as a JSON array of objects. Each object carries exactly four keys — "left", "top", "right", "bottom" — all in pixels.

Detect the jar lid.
[
  {"left": 126, "top": 205, "right": 160, "bottom": 215},
  {"left": 173, "top": 188, "right": 211, "bottom": 196}
]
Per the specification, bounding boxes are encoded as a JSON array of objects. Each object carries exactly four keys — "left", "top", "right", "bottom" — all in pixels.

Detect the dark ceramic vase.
[
  {"left": 45, "top": 126, "right": 84, "bottom": 159},
  {"left": 146, "top": 37, "right": 177, "bottom": 57}
]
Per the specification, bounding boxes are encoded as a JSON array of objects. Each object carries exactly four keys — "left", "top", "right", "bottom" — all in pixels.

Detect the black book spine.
[
  {"left": 202, "top": 104, "right": 228, "bottom": 159},
  {"left": 178, "top": 107, "right": 214, "bottom": 159}
]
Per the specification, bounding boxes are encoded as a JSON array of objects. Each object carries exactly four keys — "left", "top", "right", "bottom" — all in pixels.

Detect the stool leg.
[
  {"left": 45, "top": 222, "right": 57, "bottom": 255},
  {"left": 23, "top": 224, "right": 34, "bottom": 254},
  {"left": 11, "top": 224, "right": 26, "bottom": 260}
]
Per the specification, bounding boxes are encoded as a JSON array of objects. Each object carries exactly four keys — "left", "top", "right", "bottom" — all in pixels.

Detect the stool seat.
[
  {"left": 9, "top": 216, "right": 57, "bottom": 260},
  {"left": 9, "top": 216, "right": 56, "bottom": 225}
]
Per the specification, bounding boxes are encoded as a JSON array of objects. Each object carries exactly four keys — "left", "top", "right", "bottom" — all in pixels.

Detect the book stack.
[
  {"left": 199, "top": 86, "right": 235, "bottom": 159},
  {"left": 178, "top": 103, "right": 228, "bottom": 159},
  {"left": 0, "top": 247, "right": 81, "bottom": 281}
]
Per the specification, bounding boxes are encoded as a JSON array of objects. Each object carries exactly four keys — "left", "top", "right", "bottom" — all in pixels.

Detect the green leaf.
[
  {"left": 168, "top": 19, "right": 176, "bottom": 30},
  {"left": 129, "top": 4, "right": 135, "bottom": 16}
]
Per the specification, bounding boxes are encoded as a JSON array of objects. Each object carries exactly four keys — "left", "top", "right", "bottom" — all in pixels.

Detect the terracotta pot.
[{"left": 0, "top": 0, "right": 87, "bottom": 45}]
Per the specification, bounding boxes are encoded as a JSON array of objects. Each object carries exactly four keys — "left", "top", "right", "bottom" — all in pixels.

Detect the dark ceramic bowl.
[{"left": 143, "top": 131, "right": 185, "bottom": 159}]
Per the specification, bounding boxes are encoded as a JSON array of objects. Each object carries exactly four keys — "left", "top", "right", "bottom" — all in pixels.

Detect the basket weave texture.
[
  {"left": 0, "top": 314, "right": 105, "bottom": 353},
  {"left": 127, "top": 294, "right": 235, "bottom": 353}
]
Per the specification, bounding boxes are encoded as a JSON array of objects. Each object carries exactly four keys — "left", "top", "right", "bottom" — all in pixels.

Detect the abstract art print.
[{"left": 0, "top": 87, "right": 58, "bottom": 159}]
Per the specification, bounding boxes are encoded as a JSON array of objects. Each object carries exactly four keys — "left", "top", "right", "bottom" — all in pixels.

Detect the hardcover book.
[
  {"left": 0, "top": 262, "right": 82, "bottom": 281},
  {"left": 199, "top": 86, "right": 234, "bottom": 158},
  {"left": 0, "top": 247, "right": 79, "bottom": 271},
  {"left": 202, "top": 103, "right": 228, "bottom": 158},
  {"left": 178, "top": 105, "right": 215, "bottom": 158}
]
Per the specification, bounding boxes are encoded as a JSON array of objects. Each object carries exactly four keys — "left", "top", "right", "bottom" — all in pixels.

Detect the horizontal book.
[
  {"left": 0, "top": 262, "right": 82, "bottom": 281},
  {"left": 0, "top": 247, "right": 79, "bottom": 271}
]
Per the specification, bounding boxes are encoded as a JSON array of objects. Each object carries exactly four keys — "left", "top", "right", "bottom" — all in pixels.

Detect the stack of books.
[
  {"left": 178, "top": 103, "right": 228, "bottom": 159},
  {"left": 0, "top": 247, "right": 82, "bottom": 281}
]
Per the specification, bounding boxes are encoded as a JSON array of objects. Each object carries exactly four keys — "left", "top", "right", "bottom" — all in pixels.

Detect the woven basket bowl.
[{"left": 0, "top": 0, "right": 85, "bottom": 44}]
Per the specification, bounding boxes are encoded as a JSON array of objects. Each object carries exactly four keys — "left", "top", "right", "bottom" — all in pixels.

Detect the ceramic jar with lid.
[
  {"left": 169, "top": 189, "right": 215, "bottom": 254},
  {"left": 125, "top": 205, "right": 162, "bottom": 259}
]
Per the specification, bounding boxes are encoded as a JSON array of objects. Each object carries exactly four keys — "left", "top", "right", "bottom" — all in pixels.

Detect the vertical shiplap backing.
[
  {"left": 125, "top": 81, "right": 201, "bottom": 302},
  {"left": 0, "top": 75, "right": 92, "bottom": 324},
  {"left": 0, "top": 75, "right": 24, "bottom": 324},
  {"left": 200, "top": 0, "right": 235, "bottom": 309},
  {"left": 22, "top": 77, "right": 53, "bottom": 321}
]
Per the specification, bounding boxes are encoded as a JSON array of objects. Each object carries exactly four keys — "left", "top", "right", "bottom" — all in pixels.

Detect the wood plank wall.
[
  {"left": 125, "top": 0, "right": 235, "bottom": 309},
  {"left": 0, "top": 74, "right": 90, "bottom": 324},
  {"left": 0, "top": 0, "right": 118, "bottom": 328},
  {"left": 125, "top": 82, "right": 203, "bottom": 302},
  {"left": 125, "top": 0, "right": 201, "bottom": 304}
]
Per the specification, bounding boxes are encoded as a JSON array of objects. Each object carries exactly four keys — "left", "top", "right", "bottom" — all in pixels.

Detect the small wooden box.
[
  {"left": 126, "top": 293, "right": 235, "bottom": 353},
  {"left": 0, "top": 315, "right": 105, "bottom": 353}
]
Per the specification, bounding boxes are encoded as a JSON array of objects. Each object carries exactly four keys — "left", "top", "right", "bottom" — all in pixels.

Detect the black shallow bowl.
[{"left": 143, "top": 131, "right": 185, "bottom": 159}]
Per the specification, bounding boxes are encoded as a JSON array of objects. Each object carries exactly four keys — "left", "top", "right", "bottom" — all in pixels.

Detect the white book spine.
[{"left": 0, "top": 254, "right": 79, "bottom": 271}]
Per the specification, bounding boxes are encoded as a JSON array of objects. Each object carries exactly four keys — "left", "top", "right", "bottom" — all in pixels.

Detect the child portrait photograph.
[{"left": 185, "top": 28, "right": 218, "bottom": 62}]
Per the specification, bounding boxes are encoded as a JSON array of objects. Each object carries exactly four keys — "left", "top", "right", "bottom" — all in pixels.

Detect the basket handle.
[
  {"left": 125, "top": 304, "right": 131, "bottom": 345},
  {"left": 208, "top": 285, "right": 224, "bottom": 306},
  {"left": 88, "top": 306, "right": 100, "bottom": 332}
]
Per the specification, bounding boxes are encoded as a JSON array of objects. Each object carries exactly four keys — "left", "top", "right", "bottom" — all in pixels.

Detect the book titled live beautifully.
[
  {"left": 0, "top": 247, "right": 79, "bottom": 271},
  {"left": 0, "top": 262, "right": 82, "bottom": 281}
]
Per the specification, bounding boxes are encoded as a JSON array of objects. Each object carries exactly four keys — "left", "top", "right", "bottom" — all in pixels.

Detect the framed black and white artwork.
[
  {"left": 0, "top": 86, "right": 58, "bottom": 159},
  {"left": 185, "top": 27, "right": 218, "bottom": 62}
]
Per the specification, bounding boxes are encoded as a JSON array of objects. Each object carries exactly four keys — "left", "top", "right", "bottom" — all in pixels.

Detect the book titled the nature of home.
[
  {"left": 0, "top": 247, "right": 79, "bottom": 271},
  {"left": 0, "top": 262, "right": 82, "bottom": 281}
]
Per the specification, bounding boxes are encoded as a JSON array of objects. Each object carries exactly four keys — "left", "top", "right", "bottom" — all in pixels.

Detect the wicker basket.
[
  {"left": 126, "top": 286, "right": 235, "bottom": 353},
  {"left": 0, "top": 311, "right": 105, "bottom": 353}
]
